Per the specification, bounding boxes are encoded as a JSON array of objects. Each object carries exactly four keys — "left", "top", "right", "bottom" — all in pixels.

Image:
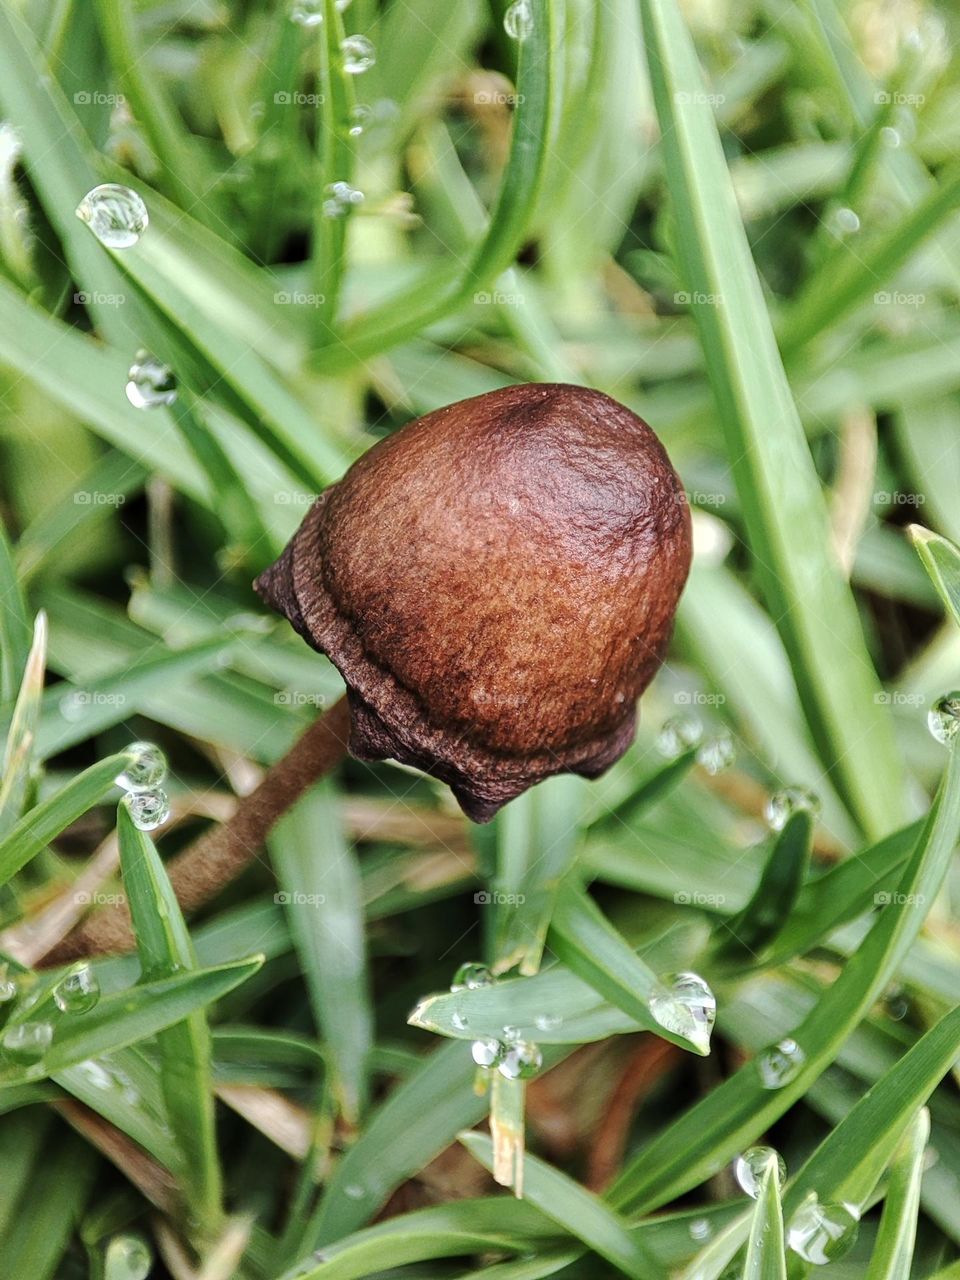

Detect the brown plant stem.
[{"left": 43, "top": 695, "right": 351, "bottom": 963}]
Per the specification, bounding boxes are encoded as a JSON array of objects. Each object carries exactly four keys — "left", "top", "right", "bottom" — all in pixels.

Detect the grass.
[{"left": 1, "top": 0, "right": 960, "bottom": 1276}]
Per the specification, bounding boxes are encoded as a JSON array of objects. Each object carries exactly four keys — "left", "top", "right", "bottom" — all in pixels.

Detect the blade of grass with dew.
[
  {"left": 743, "top": 1155, "right": 787, "bottom": 1280},
  {"left": 715, "top": 808, "right": 813, "bottom": 963},
  {"left": 117, "top": 800, "right": 223, "bottom": 1236},
  {"left": 909, "top": 527, "right": 960, "bottom": 630},
  {"left": 547, "top": 877, "right": 711, "bottom": 1055},
  {"left": 0, "top": 750, "right": 133, "bottom": 886},
  {"left": 310, "top": 0, "right": 357, "bottom": 338},
  {"left": 609, "top": 743, "right": 960, "bottom": 1214},
  {"left": 638, "top": 0, "right": 904, "bottom": 838},
  {"left": 864, "top": 1107, "right": 930, "bottom": 1280},
  {"left": 269, "top": 780, "right": 372, "bottom": 1123},
  {"left": 0, "top": 612, "right": 46, "bottom": 840},
  {"left": 0, "top": 958, "right": 263, "bottom": 1087},
  {"left": 318, "top": 0, "right": 555, "bottom": 367},
  {"left": 459, "top": 1131, "right": 660, "bottom": 1278},
  {"left": 0, "top": 515, "right": 30, "bottom": 705},
  {"left": 492, "top": 774, "right": 585, "bottom": 975}
]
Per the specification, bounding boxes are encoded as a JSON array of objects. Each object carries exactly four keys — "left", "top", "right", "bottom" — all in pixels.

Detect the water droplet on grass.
[
  {"left": 827, "top": 205, "right": 860, "bottom": 236},
  {"left": 125, "top": 351, "right": 177, "bottom": 409},
  {"left": 497, "top": 1038, "right": 542, "bottom": 1079},
  {"left": 341, "top": 34, "right": 375, "bottom": 73},
  {"left": 451, "top": 963, "right": 493, "bottom": 992},
  {"left": 787, "top": 1195, "right": 859, "bottom": 1265},
  {"left": 697, "top": 731, "right": 736, "bottom": 775},
  {"left": 104, "top": 1233, "right": 152, "bottom": 1280},
  {"left": 504, "top": 0, "right": 534, "bottom": 40},
  {"left": 734, "top": 1146, "right": 786, "bottom": 1198},
  {"left": 650, "top": 972, "right": 715, "bottom": 1055},
  {"left": 291, "top": 0, "right": 323, "bottom": 25},
  {"left": 756, "top": 1037, "right": 805, "bottom": 1088},
  {"left": 657, "top": 714, "right": 703, "bottom": 759},
  {"left": 123, "top": 788, "right": 170, "bottom": 831},
  {"left": 689, "top": 1217, "right": 712, "bottom": 1242},
  {"left": 116, "top": 741, "right": 168, "bottom": 792},
  {"left": 471, "top": 1037, "right": 504, "bottom": 1067},
  {"left": 928, "top": 692, "right": 960, "bottom": 745},
  {"left": 322, "top": 180, "right": 365, "bottom": 217},
  {"left": 76, "top": 184, "right": 148, "bottom": 248},
  {"left": 54, "top": 964, "right": 100, "bottom": 1014},
  {"left": 764, "top": 786, "right": 820, "bottom": 831},
  {"left": 1, "top": 1020, "right": 53, "bottom": 1061}
]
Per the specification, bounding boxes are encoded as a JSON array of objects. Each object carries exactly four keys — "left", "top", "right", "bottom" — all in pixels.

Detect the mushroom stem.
[{"left": 43, "top": 695, "right": 352, "bottom": 962}]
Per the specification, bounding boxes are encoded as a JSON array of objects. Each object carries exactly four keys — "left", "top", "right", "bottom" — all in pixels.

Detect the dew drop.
[
  {"left": 650, "top": 972, "right": 715, "bottom": 1055},
  {"left": 451, "top": 1010, "right": 470, "bottom": 1031},
  {"left": 471, "top": 1037, "right": 504, "bottom": 1068},
  {"left": 450, "top": 962, "right": 494, "bottom": 992},
  {"left": 341, "top": 34, "right": 375, "bottom": 74},
  {"left": 125, "top": 350, "right": 177, "bottom": 410},
  {"left": 115, "top": 741, "right": 168, "bottom": 792},
  {"left": 787, "top": 1195, "right": 859, "bottom": 1265},
  {"left": 123, "top": 788, "right": 171, "bottom": 832},
  {"left": 764, "top": 786, "right": 820, "bottom": 832},
  {"left": 656, "top": 714, "right": 703, "bottom": 759},
  {"left": 54, "top": 964, "right": 101, "bottom": 1014},
  {"left": 880, "top": 125, "right": 901, "bottom": 148},
  {"left": 104, "top": 1233, "right": 152, "bottom": 1280},
  {"left": 734, "top": 1146, "right": 786, "bottom": 1198},
  {"left": 322, "top": 180, "right": 365, "bottom": 218},
  {"left": 1, "top": 1020, "right": 53, "bottom": 1062},
  {"left": 827, "top": 205, "right": 861, "bottom": 236},
  {"left": 503, "top": 0, "right": 534, "bottom": 40},
  {"left": 697, "top": 731, "right": 736, "bottom": 776},
  {"left": 290, "top": 0, "right": 323, "bottom": 25},
  {"left": 344, "top": 1183, "right": 365, "bottom": 1200},
  {"left": 756, "top": 1036, "right": 806, "bottom": 1089},
  {"left": 928, "top": 692, "right": 960, "bottom": 746},
  {"left": 534, "top": 1012, "right": 562, "bottom": 1032},
  {"left": 497, "top": 1038, "right": 542, "bottom": 1079},
  {"left": 349, "top": 104, "right": 371, "bottom": 136},
  {"left": 689, "top": 1217, "right": 712, "bottom": 1242},
  {"left": 0, "top": 966, "right": 16, "bottom": 1004},
  {"left": 76, "top": 183, "right": 148, "bottom": 248}
]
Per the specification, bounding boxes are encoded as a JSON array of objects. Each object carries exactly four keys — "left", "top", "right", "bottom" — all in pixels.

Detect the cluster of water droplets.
[
  {"left": 763, "top": 785, "right": 820, "bottom": 832},
  {"left": 928, "top": 691, "right": 960, "bottom": 746},
  {"left": 125, "top": 349, "right": 177, "bottom": 410},
  {"left": 291, "top": 0, "right": 352, "bottom": 25},
  {"left": 0, "top": 961, "right": 101, "bottom": 1066},
  {"left": 75, "top": 183, "right": 148, "bottom": 248},
  {"left": 116, "top": 740, "right": 171, "bottom": 831},
  {"left": 657, "top": 714, "right": 736, "bottom": 775},
  {"left": 649, "top": 971, "right": 716, "bottom": 1056},
  {"left": 787, "top": 1193, "right": 860, "bottom": 1264},
  {"left": 503, "top": 0, "right": 534, "bottom": 41},
  {"left": 448, "top": 963, "right": 545, "bottom": 1081},
  {"left": 323, "top": 180, "right": 365, "bottom": 219}
]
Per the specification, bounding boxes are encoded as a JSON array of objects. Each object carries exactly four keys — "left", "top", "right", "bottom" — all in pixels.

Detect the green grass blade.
[
  {"left": 0, "top": 750, "right": 133, "bottom": 886},
  {"left": 269, "top": 780, "right": 372, "bottom": 1122},
  {"left": 460, "top": 1131, "right": 659, "bottom": 1278},
  {"left": 610, "top": 744, "right": 960, "bottom": 1213},
  {"left": 716, "top": 809, "right": 813, "bottom": 962},
  {"left": 0, "top": 1130, "right": 97, "bottom": 1280},
  {"left": 117, "top": 801, "right": 223, "bottom": 1235},
  {"left": 744, "top": 1154, "right": 787, "bottom": 1280},
  {"left": 864, "top": 1107, "right": 930, "bottom": 1280},
  {"left": 638, "top": 0, "right": 904, "bottom": 838},
  {"left": 0, "top": 611, "right": 46, "bottom": 840},
  {"left": 910, "top": 527, "right": 960, "bottom": 631},
  {"left": 548, "top": 878, "right": 711, "bottom": 1055},
  {"left": 0, "top": 515, "right": 30, "bottom": 705}
]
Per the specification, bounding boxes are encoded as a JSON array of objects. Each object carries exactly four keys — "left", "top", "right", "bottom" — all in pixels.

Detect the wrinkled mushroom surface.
[{"left": 255, "top": 383, "right": 691, "bottom": 821}]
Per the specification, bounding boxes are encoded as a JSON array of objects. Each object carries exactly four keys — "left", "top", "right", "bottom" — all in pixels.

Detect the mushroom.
[{"left": 255, "top": 383, "right": 691, "bottom": 821}]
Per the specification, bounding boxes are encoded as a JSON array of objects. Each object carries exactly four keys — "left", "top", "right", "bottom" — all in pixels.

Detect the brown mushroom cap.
[{"left": 255, "top": 383, "right": 692, "bottom": 821}]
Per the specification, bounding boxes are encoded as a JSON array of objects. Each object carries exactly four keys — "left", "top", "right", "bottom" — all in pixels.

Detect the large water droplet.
[
  {"left": 471, "top": 1037, "right": 504, "bottom": 1068},
  {"left": 125, "top": 351, "right": 177, "bottom": 410},
  {"left": 787, "top": 1195, "right": 859, "bottom": 1265},
  {"left": 649, "top": 972, "right": 715, "bottom": 1055},
  {"left": 341, "top": 34, "right": 375, "bottom": 74},
  {"left": 734, "top": 1146, "right": 786, "bottom": 1198},
  {"left": 497, "top": 1038, "right": 542, "bottom": 1079},
  {"left": 697, "top": 731, "right": 736, "bottom": 776},
  {"left": 322, "top": 180, "right": 365, "bottom": 218},
  {"left": 115, "top": 741, "right": 168, "bottom": 792},
  {"left": 928, "top": 692, "right": 960, "bottom": 746},
  {"left": 451, "top": 963, "right": 494, "bottom": 992},
  {"left": 1, "top": 1020, "right": 53, "bottom": 1062},
  {"left": 764, "top": 786, "right": 820, "bottom": 832},
  {"left": 291, "top": 0, "right": 323, "bottom": 24},
  {"left": 105, "top": 1233, "right": 152, "bottom": 1280},
  {"left": 503, "top": 0, "right": 534, "bottom": 40},
  {"left": 54, "top": 964, "right": 101, "bottom": 1014},
  {"left": 656, "top": 714, "right": 703, "bottom": 759},
  {"left": 826, "top": 205, "right": 861, "bottom": 236},
  {"left": 123, "top": 788, "right": 170, "bottom": 832},
  {"left": 76, "top": 184, "right": 148, "bottom": 248},
  {"left": 756, "top": 1036, "right": 806, "bottom": 1088}
]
